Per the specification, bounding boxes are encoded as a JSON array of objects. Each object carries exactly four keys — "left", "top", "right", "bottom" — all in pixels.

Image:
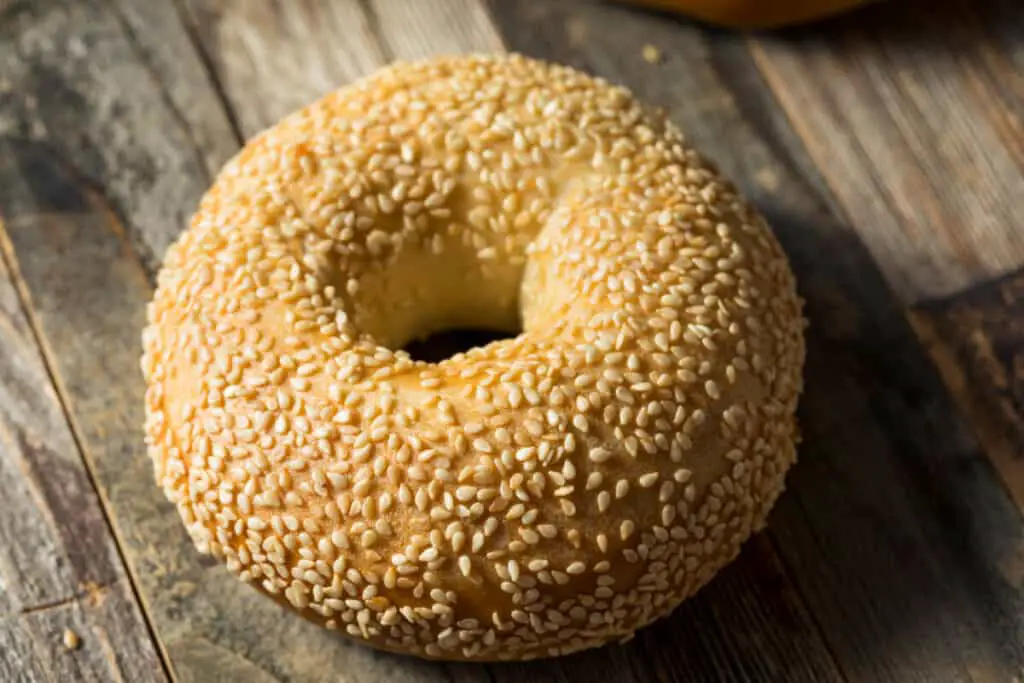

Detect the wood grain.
[
  {"left": 177, "top": 0, "right": 504, "bottom": 140},
  {"left": 0, "top": 0, "right": 235, "bottom": 277},
  {"left": 911, "top": 269, "right": 1024, "bottom": 511},
  {"left": 177, "top": 0, "right": 387, "bottom": 140},
  {"left": 488, "top": 0, "right": 1024, "bottom": 680},
  {"left": 749, "top": 0, "right": 1024, "bottom": 303},
  {"left": 0, "top": 222, "right": 165, "bottom": 680},
  {"left": 0, "top": 579, "right": 164, "bottom": 683},
  {"left": 368, "top": 0, "right": 505, "bottom": 59}
]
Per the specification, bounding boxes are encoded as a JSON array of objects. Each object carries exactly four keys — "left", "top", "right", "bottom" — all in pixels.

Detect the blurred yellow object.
[{"left": 617, "top": 0, "right": 871, "bottom": 28}]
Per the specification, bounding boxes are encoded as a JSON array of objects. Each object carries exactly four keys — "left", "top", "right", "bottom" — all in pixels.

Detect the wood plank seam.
[
  {"left": 17, "top": 581, "right": 114, "bottom": 616},
  {"left": 358, "top": 0, "right": 397, "bottom": 62},
  {"left": 910, "top": 310, "right": 1024, "bottom": 514},
  {"left": 167, "top": 0, "right": 246, "bottom": 144},
  {"left": 745, "top": 32, "right": 1024, "bottom": 518},
  {"left": 103, "top": 0, "right": 217, "bottom": 185},
  {"left": 0, "top": 220, "right": 176, "bottom": 682}
]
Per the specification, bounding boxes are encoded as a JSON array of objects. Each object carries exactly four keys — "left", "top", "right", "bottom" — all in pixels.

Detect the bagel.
[
  {"left": 141, "top": 53, "right": 805, "bottom": 661},
  {"left": 616, "top": 0, "right": 870, "bottom": 28}
]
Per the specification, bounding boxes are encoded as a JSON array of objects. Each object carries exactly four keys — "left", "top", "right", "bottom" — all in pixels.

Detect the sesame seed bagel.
[{"left": 141, "top": 53, "right": 804, "bottom": 661}]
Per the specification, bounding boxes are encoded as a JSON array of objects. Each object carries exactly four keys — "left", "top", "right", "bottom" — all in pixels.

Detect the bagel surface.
[{"left": 142, "top": 53, "right": 805, "bottom": 661}]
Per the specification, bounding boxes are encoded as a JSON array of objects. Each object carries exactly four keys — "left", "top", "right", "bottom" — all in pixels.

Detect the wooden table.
[{"left": 1, "top": 0, "right": 1022, "bottom": 680}]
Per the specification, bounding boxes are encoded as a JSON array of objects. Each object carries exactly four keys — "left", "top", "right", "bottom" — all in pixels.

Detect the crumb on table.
[
  {"left": 642, "top": 44, "right": 661, "bottom": 63},
  {"left": 62, "top": 628, "right": 80, "bottom": 651}
]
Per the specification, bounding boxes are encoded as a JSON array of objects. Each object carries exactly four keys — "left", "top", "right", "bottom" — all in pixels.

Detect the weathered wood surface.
[
  {"left": 750, "top": 0, "right": 1024, "bottom": 303},
  {"left": 0, "top": 226, "right": 166, "bottom": 681},
  {"left": 912, "top": 270, "right": 1024, "bottom": 512},
  {"left": 1, "top": 0, "right": 1023, "bottom": 681},
  {"left": 176, "top": 0, "right": 504, "bottom": 140}
]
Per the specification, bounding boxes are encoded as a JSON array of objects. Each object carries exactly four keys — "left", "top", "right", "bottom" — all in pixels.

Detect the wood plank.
[
  {"left": 177, "top": 0, "right": 387, "bottom": 139},
  {"left": 487, "top": 0, "right": 1024, "bottom": 680},
  {"left": 0, "top": 0, "right": 235, "bottom": 275},
  {"left": 171, "top": 2, "right": 845, "bottom": 681},
  {"left": 106, "top": 0, "right": 242, "bottom": 176},
  {"left": 0, "top": 224, "right": 165, "bottom": 679},
  {"left": 749, "top": 0, "right": 1024, "bottom": 303},
  {"left": 177, "top": 0, "right": 504, "bottom": 140},
  {"left": 911, "top": 269, "right": 1024, "bottom": 511},
  {"left": 0, "top": 579, "right": 163, "bottom": 683},
  {"left": 369, "top": 0, "right": 505, "bottom": 59}
]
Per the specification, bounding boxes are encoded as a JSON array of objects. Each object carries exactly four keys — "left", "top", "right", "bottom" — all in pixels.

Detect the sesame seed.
[
  {"left": 62, "top": 629, "right": 80, "bottom": 650},
  {"left": 637, "top": 473, "right": 659, "bottom": 488}
]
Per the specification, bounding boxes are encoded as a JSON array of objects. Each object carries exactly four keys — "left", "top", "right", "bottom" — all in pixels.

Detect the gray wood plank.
[
  {"left": 749, "top": 0, "right": 1024, "bottom": 303},
  {"left": 0, "top": 0, "right": 235, "bottom": 276},
  {"left": 487, "top": 0, "right": 1024, "bottom": 681},
  {"left": 0, "top": 579, "right": 163, "bottom": 683},
  {"left": 0, "top": 220, "right": 165, "bottom": 679},
  {"left": 177, "top": 0, "right": 504, "bottom": 140}
]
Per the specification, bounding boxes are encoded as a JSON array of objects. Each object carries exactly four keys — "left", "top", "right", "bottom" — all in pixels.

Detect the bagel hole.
[{"left": 403, "top": 326, "right": 518, "bottom": 363}]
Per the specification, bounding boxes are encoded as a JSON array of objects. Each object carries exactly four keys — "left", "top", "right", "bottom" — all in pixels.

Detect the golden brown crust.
[
  {"left": 141, "top": 54, "right": 805, "bottom": 661},
  {"left": 616, "top": 0, "right": 870, "bottom": 29}
]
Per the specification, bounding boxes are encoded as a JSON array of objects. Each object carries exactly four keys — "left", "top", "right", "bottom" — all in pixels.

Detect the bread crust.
[{"left": 618, "top": 0, "right": 870, "bottom": 29}]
